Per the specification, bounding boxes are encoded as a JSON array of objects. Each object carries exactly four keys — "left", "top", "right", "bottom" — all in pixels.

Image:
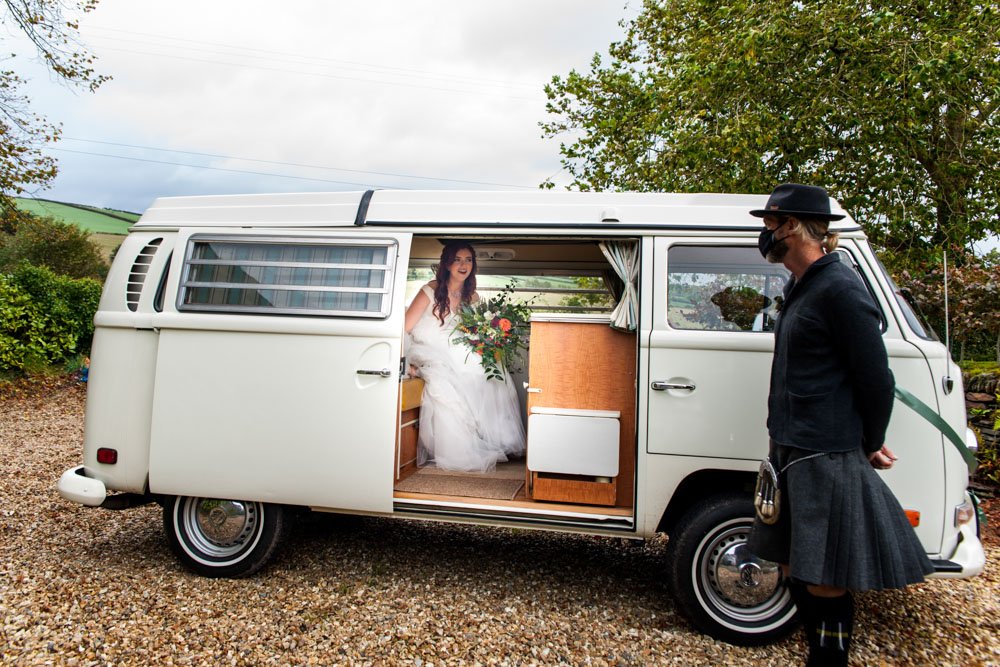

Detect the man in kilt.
[{"left": 747, "top": 184, "right": 933, "bottom": 666}]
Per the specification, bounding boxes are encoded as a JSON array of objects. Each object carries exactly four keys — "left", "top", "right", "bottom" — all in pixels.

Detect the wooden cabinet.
[{"left": 525, "top": 318, "right": 637, "bottom": 507}]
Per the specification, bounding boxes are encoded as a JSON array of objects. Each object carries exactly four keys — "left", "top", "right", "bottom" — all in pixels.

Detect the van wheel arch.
[
  {"left": 657, "top": 469, "right": 756, "bottom": 535},
  {"left": 163, "top": 496, "right": 290, "bottom": 578}
]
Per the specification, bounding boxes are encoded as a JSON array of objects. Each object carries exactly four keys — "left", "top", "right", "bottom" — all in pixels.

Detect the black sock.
[
  {"left": 803, "top": 591, "right": 853, "bottom": 667},
  {"left": 787, "top": 580, "right": 815, "bottom": 640}
]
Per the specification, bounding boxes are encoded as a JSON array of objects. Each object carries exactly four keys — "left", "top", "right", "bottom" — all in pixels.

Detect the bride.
[{"left": 404, "top": 241, "right": 526, "bottom": 473}]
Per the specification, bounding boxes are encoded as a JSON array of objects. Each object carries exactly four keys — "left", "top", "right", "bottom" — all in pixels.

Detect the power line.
[
  {"left": 86, "top": 25, "right": 539, "bottom": 92},
  {"left": 49, "top": 147, "right": 405, "bottom": 188},
  {"left": 61, "top": 137, "right": 536, "bottom": 189},
  {"left": 92, "top": 45, "right": 542, "bottom": 102}
]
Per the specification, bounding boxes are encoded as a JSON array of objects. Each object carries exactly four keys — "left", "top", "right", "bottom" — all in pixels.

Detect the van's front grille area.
[{"left": 126, "top": 238, "right": 163, "bottom": 312}]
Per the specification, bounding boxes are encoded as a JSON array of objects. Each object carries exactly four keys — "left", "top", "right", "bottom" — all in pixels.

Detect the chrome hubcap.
[
  {"left": 197, "top": 500, "right": 252, "bottom": 545},
  {"left": 181, "top": 498, "right": 260, "bottom": 558},
  {"left": 711, "top": 539, "right": 780, "bottom": 606},
  {"left": 698, "top": 520, "right": 790, "bottom": 624}
]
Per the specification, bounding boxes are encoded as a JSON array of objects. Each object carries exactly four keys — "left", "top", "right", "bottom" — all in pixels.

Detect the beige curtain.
[{"left": 599, "top": 240, "right": 639, "bottom": 331}]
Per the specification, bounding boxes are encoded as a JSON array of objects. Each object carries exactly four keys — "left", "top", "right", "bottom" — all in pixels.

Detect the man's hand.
[{"left": 868, "top": 445, "right": 898, "bottom": 470}]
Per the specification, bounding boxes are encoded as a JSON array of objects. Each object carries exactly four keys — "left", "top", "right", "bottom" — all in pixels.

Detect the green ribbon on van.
[{"left": 893, "top": 386, "right": 978, "bottom": 474}]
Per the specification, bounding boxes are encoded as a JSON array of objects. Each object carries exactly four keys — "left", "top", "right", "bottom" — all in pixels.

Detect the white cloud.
[{"left": 7, "top": 0, "right": 635, "bottom": 212}]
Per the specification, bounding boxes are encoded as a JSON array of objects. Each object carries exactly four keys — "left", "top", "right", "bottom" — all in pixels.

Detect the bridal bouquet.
[{"left": 452, "top": 283, "right": 532, "bottom": 381}]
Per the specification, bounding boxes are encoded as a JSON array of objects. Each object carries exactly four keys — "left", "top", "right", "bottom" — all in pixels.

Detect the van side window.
[
  {"left": 667, "top": 246, "right": 789, "bottom": 332},
  {"left": 177, "top": 236, "right": 396, "bottom": 318},
  {"left": 154, "top": 251, "right": 172, "bottom": 313}
]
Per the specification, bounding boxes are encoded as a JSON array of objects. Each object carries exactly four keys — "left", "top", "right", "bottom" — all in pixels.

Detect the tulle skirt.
[{"left": 407, "top": 332, "right": 525, "bottom": 473}]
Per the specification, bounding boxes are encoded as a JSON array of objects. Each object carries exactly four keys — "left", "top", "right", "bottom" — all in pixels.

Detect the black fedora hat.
[{"left": 749, "top": 183, "right": 845, "bottom": 221}]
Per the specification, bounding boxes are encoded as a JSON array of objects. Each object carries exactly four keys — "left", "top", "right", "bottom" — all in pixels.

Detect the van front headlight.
[{"left": 955, "top": 497, "right": 977, "bottom": 528}]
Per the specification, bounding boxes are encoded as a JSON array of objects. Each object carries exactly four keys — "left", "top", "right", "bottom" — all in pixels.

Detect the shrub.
[
  {"left": 0, "top": 214, "right": 108, "bottom": 280},
  {"left": 0, "top": 263, "right": 102, "bottom": 374}
]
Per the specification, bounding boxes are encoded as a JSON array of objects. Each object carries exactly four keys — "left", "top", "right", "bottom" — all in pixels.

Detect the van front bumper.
[
  {"left": 928, "top": 514, "right": 986, "bottom": 579},
  {"left": 57, "top": 465, "right": 107, "bottom": 507}
]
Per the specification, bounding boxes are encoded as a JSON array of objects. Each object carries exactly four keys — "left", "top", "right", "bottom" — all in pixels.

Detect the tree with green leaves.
[
  {"left": 542, "top": 1, "right": 1000, "bottom": 262},
  {"left": 0, "top": 214, "right": 108, "bottom": 279},
  {"left": 0, "top": 1, "right": 107, "bottom": 203}
]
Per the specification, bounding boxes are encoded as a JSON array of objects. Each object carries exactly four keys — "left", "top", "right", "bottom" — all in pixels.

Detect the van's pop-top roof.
[{"left": 133, "top": 189, "right": 858, "bottom": 231}]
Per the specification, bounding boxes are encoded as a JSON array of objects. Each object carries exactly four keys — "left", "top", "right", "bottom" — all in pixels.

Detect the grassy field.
[
  {"left": 89, "top": 233, "right": 125, "bottom": 262},
  {"left": 13, "top": 197, "right": 137, "bottom": 262},
  {"left": 13, "top": 198, "right": 138, "bottom": 234}
]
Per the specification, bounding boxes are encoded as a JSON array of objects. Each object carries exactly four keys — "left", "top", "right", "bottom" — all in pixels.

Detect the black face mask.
[{"left": 758, "top": 218, "right": 789, "bottom": 260}]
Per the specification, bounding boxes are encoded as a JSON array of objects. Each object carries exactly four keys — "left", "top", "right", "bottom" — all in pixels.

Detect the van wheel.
[
  {"left": 665, "top": 493, "right": 797, "bottom": 646},
  {"left": 163, "top": 496, "right": 288, "bottom": 578}
]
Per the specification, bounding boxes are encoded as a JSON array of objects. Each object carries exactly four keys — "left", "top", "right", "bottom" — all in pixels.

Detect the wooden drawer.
[{"left": 530, "top": 471, "right": 617, "bottom": 506}]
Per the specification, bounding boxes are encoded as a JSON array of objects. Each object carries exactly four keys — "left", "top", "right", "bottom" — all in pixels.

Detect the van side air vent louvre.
[{"left": 126, "top": 238, "right": 164, "bottom": 312}]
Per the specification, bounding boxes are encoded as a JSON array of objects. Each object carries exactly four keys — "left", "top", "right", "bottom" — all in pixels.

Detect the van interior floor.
[
  {"left": 393, "top": 461, "right": 634, "bottom": 518},
  {"left": 394, "top": 461, "right": 527, "bottom": 501}
]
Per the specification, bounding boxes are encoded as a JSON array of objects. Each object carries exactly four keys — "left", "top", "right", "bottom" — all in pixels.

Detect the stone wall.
[{"left": 964, "top": 372, "right": 998, "bottom": 492}]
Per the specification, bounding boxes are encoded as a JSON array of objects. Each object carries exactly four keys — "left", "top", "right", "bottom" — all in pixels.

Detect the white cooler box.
[{"left": 527, "top": 407, "right": 620, "bottom": 478}]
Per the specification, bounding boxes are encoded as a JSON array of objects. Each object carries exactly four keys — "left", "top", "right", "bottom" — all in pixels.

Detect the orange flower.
[{"left": 498, "top": 318, "right": 512, "bottom": 332}]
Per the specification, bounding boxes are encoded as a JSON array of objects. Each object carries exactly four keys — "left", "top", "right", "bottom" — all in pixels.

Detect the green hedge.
[{"left": 0, "top": 263, "right": 102, "bottom": 374}]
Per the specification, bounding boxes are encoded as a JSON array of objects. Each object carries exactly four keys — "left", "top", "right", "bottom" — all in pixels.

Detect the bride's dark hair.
[{"left": 432, "top": 241, "right": 477, "bottom": 324}]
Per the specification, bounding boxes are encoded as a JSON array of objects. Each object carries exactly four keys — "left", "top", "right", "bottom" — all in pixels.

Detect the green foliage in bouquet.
[{"left": 452, "top": 282, "right": 532, "bottom": 381}]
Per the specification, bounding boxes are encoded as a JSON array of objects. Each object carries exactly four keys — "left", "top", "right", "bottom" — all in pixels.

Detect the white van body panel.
[
  {"left": 78, "top": 230, "right": 176, "bottom": 492},
  {"left": 136, "top": 191, "right": 365, "bottom": 228},
  {"left": 148, "top": 329, "right": 398, "bottom": 510},
  {"left": 84, "top": 329, "right": 158, "bottom": 493}
]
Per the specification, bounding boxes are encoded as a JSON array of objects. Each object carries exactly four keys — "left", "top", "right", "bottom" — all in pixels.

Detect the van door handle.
[
  {"left": 651, "top": 381, "right": 696, "bottom": 391},
  {"left": 357, "top": 368, "right": 393, "bottom": 378}
]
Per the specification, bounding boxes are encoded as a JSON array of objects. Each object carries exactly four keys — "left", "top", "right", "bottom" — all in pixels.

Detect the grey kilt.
[{"left": 747, "top": 442, "right": 934, "bottom": 590}]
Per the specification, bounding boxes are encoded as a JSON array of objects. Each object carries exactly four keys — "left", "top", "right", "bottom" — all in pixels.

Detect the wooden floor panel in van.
[{"left": 392, "top": 461, "right": 633, "bottom": 516}]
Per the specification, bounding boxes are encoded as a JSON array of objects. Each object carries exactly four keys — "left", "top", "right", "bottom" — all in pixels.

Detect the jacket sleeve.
[{"left": 826, "top": 278, "right": 895, "bottom": 454}]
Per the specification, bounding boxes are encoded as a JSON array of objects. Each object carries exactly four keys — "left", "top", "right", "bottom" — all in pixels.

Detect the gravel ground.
[{"left": 1, "top": 379, "right": 998, "bottom": 666}]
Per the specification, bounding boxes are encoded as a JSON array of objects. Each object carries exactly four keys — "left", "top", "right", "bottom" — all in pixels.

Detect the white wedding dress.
[{"left": 406, "top": 284, "right": 526, "bottom": 473}]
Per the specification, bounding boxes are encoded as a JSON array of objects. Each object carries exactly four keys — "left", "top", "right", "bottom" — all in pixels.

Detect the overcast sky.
[{"left": 10, "top": 1, "right": 637, "bottom": 214}]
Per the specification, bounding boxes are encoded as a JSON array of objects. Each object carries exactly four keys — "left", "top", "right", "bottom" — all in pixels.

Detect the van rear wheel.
[
  {"left": 163, "top": 496, "right": 288, "bottom": 578},
  {"left": 665, "top": 493, "right": 797, "bottom": 646}
]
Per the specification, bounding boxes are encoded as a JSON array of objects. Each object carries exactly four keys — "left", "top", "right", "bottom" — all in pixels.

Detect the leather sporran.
[{"left": 754, "top": 458, "right": 781, "bottom": 525}]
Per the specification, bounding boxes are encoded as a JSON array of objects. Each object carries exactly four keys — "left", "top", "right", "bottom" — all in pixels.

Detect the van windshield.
[{"left": 874, "top": 256, "right": 938, "bottom": 341}]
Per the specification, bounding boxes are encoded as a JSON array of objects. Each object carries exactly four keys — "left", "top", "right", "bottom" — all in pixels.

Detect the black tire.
[
  {"left": 163, "top": 496, "right": 289, "bottom": 578},
  {"left": 665, "top": 493, "right": 797, "bottom": 646}
]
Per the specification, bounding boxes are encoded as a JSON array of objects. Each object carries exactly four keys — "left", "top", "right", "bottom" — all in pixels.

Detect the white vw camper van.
[{"left": 57, "top": 190, "right": 984, "bottom": 645}]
